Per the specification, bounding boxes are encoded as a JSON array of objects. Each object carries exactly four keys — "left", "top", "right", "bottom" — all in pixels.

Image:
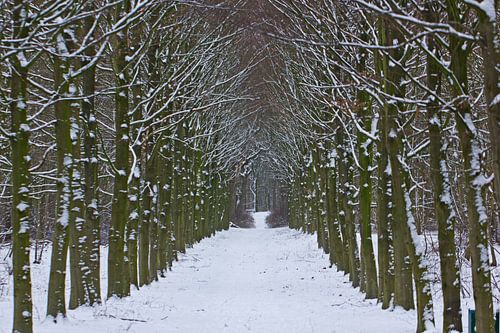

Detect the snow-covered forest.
[{"left": 0, "top": 0, "right": 498, "bottom": 332}]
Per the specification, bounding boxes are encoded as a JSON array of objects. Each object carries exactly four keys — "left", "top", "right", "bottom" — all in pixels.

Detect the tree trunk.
[
  {"left": 139, "top": 137, "right": 153, "bottom": 286},
  {"left": 173, "top": 121, "right": 186, "bottom": 253},
  {"left": 339, "top": 140, "right": 360, "bottom": 287},
  {"left": 375, "top": 133, "right": 394, "bottom": 309},
  {"left": 10, "top": 2, "right": 33, "bottom": 330},
  {"left": 446, "top": 2, "right": 494, "bottom": 331},
  {"left": 325, "top": 144, "right": 344, "bottom": 271},
  {"left": 379, "top": 17, "right": 414, "bottom": 312},
  {"left": 107, "top": 0, "right": 131, "bottom": 298},
  {"left": 336, "top": 130, "right": 351, "bottom": 275},
  {"left": 476, "top": 0, "right": 500, "bottom": 211},
  {"left": 382, "top": 14, "right": 435, "bottom": 330},
  {"left": 425, "top": 4, "right": 462, "bottom": 330},
  {"left": 357, "top": 91, "right": 378, "bottom": 299},
  {"left": 80, "top": 3, "right": 101, "bottom": 304},
  {"left": 47, "top": 31, "right": 77, "bottom": 319}
]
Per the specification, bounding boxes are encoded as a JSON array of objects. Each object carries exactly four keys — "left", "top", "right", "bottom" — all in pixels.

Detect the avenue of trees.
[{"left": 0, "top": 1, "right": 498, "bottom": 333}]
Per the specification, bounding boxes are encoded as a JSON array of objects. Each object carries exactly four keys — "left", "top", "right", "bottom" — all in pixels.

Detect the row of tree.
[
  {"left": 1, "top": 1, "right": 259, "bottom": 332},
  {"left": 259, "top": 0, "right": 498, "bottom": 332}
]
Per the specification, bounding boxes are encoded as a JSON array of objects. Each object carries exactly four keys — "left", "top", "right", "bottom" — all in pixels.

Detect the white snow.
[
  {"left": 16, "top": 52, "right": 29, "bottom": 68},
  {"left": 0, "top": 215, "right": 417, "bottom": 333},
  {"left": 491, "top": 93, "right": 500, "bottom": 107},
  {"left": 16, "top": 202, "right": 29, "bottom": 213},
  {"left": 464, "top": 0, "right": 497, "bottom": 22},
  {"left": 19, "top": 124, "right": 30, "bottom": 132},
  {"left": 253, "top": 211, "right": 269, "bottom": 229}
]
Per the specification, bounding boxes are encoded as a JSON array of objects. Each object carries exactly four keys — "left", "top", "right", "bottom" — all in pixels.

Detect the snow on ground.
[
  {"left": 0, "top": 213, "right": 417, "bottom": 333},
  {"left": 253, "top": 211, "right": 269, "bottom": 229}
]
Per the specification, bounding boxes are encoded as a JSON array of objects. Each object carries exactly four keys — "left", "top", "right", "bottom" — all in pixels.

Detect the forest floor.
[{"left": 3, "top": 212, "right": 498, "bottom": 332}]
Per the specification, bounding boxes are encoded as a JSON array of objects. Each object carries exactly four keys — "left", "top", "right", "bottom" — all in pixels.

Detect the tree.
[
  {"left": 9, "top": 0, "right": 33, "bottom": 331},
  {"left": 107, "top": 0, "right": 132, "bottom": 298}
]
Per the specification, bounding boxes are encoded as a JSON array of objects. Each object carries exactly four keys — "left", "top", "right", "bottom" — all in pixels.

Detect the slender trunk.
[
  {"left": 68, "top": 78, "right": 87, "bottom": 310},
  {"left": 193, "top": 147, "right": 203, "bottom": 242},
  {"left": 374, "top": 42, "right": 394, "bottom": 308},
  {"left": 357, "top": 92, "right": 378, "bottom": 299},
  {"left": 382, "top": 14, "right": 435, "bottom": 331},
  {"left": 173, "top": 122, "right": 186, "bottom": 253},
  {"left": 139, "top": 138, "right": 153, "bottom": 286},
  {"left": 314, "top": 144, "right": 328, "bottom": 251},
  {"left": 159, "top": 141, "right": 173, "bottom": 273},
  {"left": 68, "top": 29, "right": 89, "bottom": 309},
  {"left": 127, "top": 87, "right": 143, "bottom": 289},
  {"left": 326, "top": 145, "right": 344, "bottom": 270},
  {"left": 148, "top": 151, "right": 159, "bottom": 283},
  {"left": 107, "top": 1, "right": 131, "bottom": 298},
  {"left": 10, "top": 2, "right": 33, "bottom": 330},
  {"left": 336, "top": 131, "right": 351, "bottom": 275},
  {"left": 376, "top": 137, "right": 394, "bottom": 309},
  {"left": 476, "top": 0, "right": 500, "bottom": 210},
  {"left": 446, "top": 2, "right": 494, "bottom": 331},
  {"left": 379, "top": 18, "right": 414, "bottom": 312},
  {"left": 80, "top": 3, "right": 100, "bottom": 304},
  {"left": 425, "top": 5, "right": 462, "bottom": 330},
  {"left": 339, "top": 140, "right": 360, "bottom": 287},
  {"left": 47, "top": 33, "right": 74, "bottom": 319}
]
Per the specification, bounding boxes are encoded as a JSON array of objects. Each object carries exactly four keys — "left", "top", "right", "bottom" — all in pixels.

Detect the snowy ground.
[
  {"left": 0, "top": 211, "right": 419, "bottom": 333},
  {"left": 253, "top": 211, "right": 269, "bottom": 229}
]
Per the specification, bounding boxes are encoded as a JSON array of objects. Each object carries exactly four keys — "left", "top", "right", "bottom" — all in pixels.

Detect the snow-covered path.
[
  {"left": 253, "top": 211, "right": 269, "bottom": 229},
  {"left": 1, "top": 212, "right": 416, "bottom": 333}
]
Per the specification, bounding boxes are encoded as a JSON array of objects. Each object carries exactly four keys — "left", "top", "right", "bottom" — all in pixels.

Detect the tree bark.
[
  {"left": 446, "top": 2, "right": 494, "bottom": 331},
  {"left": 80, "top": 2, "right": 101, "bottom": 304},
  {"left": 47, "top": 32, "right": 75, "bottom": 319},
  {"left": 10, "top": 1, "right": 33, "bottom": 330},
  {"left": 357, "top": 91, "right": 378, "bottom": 299},
  {"left": 107, "top": 0, "right": 131, "bottom": 298},
  {"left": 425, "top": 4, "right": 462, "bottom": 330}
]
